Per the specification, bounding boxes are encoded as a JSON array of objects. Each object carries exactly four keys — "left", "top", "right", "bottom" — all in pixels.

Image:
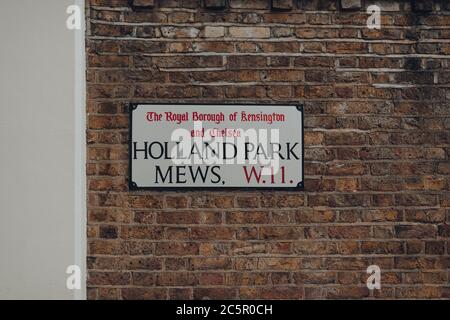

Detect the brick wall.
[{"left": 86, "top": 0, "right": 450, "bottom": 299}]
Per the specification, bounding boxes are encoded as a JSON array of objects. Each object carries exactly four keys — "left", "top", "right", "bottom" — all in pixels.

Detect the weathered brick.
[
  {"left": 156, "top": 211, "right": 200, "bottom": 224},
  {"left": 438, "top": 224, "right": 450, "bottom": 237},
  {"left": 229, "top": 27, "right": 270, "bottom": 38},
  {"left": 327, "top": 286, "right": 369, "bottom": 299},
  {"left": 271, "top": 0, "right": 293, "bottom": 11},
  {"left": 91, "top": 24, "right": 133, "bottom": 37},
  {"left": 203, "top": 26, "right": 225, "bottom": 38},
  {"left": 193, "top": 287, "right": 236, "bottom": 299},
  {"left": 89, "top": 240, "right": 126, "bottom": 255},
  {"left": 97, "top": 288, "right": 119, "bottom": 300},
  {"left": 99, "top": 225, "right": 118, "bottom": 239},
  {"left": 229, "top": 0, "right": 268, "bottom": 9},
  {"left": 340, "top": 0, "right": 362, "bottom": 10},
  {"left": 191, "top": 227, "right": 234, "bottom": 240},
  {"left": 121, "top": 226, "right": 164, "bottom": 239},
  {"left": 361, "top": 241, "right": 404, "bottom": 254},
  {"left": 328, "top": 226, "right": 371, "bottom": 239},
  {"left": 395, "top": 225, "right": 437, "bottom": 239},
  {"left": 260, "top": 226, "right": 303, "bottom": 240},
  {"left": 261, "top": 194, "right": 304, "bottom": 207},
  {"left": 204, "top": 0, "right": 227, "bottom": 9},
  {"left": 226, "top": 211, "right": 269, "bottom": 224},
  {"left": 121, "top": 288, "right": 167, "bottom": 300},
  {"left": 132, "top": 0, "right": 155, "bottom": 8},
  {"left": 362, "top": 209, "right": 401, "bottom": 222},
  {"left": 411, "top": 0, "right": 433, "bottom": 12},
  {"left": 405, "top": 209, "right": 446, "bottom": 223},
  {"left": 190, "top": 257, "right": 232, "bottom": 270},
  {"left": 155, "top": 242, "right": 199, "bottom": 255},
  {"left": 425, "top": 241, "right": 445, "bottom": 255},
  {"left": 395, "top": 194, "right": 437, "bottom": 207},
  {"left": 127, "top": 257, "right": 163, "bottom": 270},
  {"left": 296, "top": 209, "right": 336, "bottom": 223},
  {"left": 88, "top": 271, "right": 130, "bottom": 286},
  {"left": 258, "top": 257, "right": 301, "bottom": 270},
  {"left": 161, "top": 26, "right": 200, "bottom": 38},
  {"left": 327, "top": 162, "right": 365, "bottom": 175}
]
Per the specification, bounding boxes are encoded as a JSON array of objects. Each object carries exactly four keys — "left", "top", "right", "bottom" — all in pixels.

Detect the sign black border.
[{"left": 129, "top": 103, "right": 304, "bottom": 191}]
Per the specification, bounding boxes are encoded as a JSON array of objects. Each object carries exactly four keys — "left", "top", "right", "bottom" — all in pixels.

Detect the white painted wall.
[{"left": 0, "top": 0, "right": 85, "bottom": 299}]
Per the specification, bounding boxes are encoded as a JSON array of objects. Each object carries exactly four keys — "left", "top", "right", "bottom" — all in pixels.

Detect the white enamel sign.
[{"left": 129, "top": 104, "right": 304, "bottom": 189}]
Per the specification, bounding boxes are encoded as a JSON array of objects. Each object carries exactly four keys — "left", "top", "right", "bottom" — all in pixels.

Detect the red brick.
[
  {"left": 132, "top": 0, "right": 155, "bottom": 7},
  {"left": 88, "top": 271, "right": 131, "bottom": 286},
  {"left": 193, "top": 287, "right": 236, "bottom": 299},
  {"left": 328, "top": 226, "right": 371, "bottom": 239},
  {"left": 190, "top": 257, "right": 232, "bottom": 270},
  {"left": 121, "top": 288, "right": 167, "bottom": 300},
  {"left": 155, "top": 242, "right": 199, "bottom": 255},
  {"left": 395, "top": 225, "right": 437, "bottom": 239}
]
